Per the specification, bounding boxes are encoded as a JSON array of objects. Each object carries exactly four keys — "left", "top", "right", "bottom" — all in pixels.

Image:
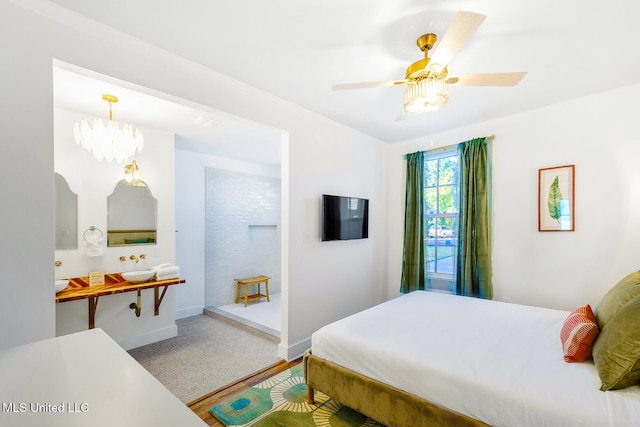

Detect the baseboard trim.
[
  {"left": 120, "top": 324, "right": 178, "bottom": 350},
  {"left": 175, "top": 305, "right": 204, "bottom": 320},
  {"left": 278, "top": 337, "right": 311, "bottom": 361}
]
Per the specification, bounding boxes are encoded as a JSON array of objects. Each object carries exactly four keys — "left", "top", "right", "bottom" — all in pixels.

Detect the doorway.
[
  {"left": 201, "top": 167, "right": 282, "bottom": 338},
  {"left": 53, "top": 61, "right": 285, "bottom": 344}
]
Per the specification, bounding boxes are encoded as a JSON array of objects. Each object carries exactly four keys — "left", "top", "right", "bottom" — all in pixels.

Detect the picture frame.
[{"left": 538, "top": 165, "right": 575, "bottom": 232}]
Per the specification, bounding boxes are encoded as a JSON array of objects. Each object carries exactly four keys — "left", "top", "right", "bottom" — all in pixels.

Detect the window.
[{"left": 424, "top": 150, "right": 459, "bottom": 277}]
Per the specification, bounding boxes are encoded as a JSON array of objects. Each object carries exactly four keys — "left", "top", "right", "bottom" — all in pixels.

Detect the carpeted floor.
[{"left": 128, "top": 314, "right": 282, "bottom": 403}]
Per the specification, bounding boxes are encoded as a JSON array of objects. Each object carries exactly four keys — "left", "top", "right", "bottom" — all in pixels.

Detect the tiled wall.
[{"left": 205, "top": 168, "right": 281, "bottom": 307}]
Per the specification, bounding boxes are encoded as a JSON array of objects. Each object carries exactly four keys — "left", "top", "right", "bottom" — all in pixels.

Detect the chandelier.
[
  {"left": 403, "top": 76, "right": 449, "bottom": 113},
  {"left": 73, "top": 94, "right": 144, "bottom": 163}
]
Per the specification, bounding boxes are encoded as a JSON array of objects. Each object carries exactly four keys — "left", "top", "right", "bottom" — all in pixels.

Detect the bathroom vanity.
[{"left": 55, "top": 273, "right": 185, "bottom": 329}]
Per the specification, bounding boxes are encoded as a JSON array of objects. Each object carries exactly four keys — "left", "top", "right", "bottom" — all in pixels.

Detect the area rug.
[{"left": 209, "top": 363, "right": 384, "bottom": 426}]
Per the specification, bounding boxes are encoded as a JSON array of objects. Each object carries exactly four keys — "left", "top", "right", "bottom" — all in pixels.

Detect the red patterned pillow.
[{"left": 560, "top": 304, "right": 600, "bottom": 362}]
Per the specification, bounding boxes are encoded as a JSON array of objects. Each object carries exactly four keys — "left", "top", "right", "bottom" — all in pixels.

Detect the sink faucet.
[{"left": 130, "top": 255, "right": 138, "bottom": 263}]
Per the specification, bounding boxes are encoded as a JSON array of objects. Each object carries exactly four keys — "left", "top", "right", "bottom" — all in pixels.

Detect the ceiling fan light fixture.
[{"left": 403, "top": 77, "right": 449, "bottom": 113}]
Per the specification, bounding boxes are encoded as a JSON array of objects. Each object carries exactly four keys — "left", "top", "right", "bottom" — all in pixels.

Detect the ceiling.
[
  {"left": 47, "top": 0, "right": 640, "bottom": 165},
  {"left": 53, "top": 64, "right": 284, "bottom": 167}
]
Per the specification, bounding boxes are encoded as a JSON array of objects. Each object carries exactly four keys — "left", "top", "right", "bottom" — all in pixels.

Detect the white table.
[{"left": 0, "top": 328, "right": 206, "bottom": 426}]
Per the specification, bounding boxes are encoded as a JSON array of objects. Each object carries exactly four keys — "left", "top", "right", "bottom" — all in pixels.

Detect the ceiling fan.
[{"left": 332, "top": 11, "right": 527, "bottom": 114}]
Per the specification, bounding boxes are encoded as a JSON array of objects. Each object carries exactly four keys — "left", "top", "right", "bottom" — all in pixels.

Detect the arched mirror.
[
  {"left": 55, "top": 172, "right": 78, "bottom": 250},
  {"left": 107, "top": 180, "right": 157, "bottom": 246}
]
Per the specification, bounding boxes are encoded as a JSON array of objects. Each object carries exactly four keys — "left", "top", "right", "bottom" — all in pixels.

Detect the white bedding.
[{"left": 311, "top": 291, "right": 640, "bottom": 427}]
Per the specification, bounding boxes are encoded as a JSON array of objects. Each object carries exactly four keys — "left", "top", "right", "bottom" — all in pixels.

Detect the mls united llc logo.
[{"left": 2, "top": 402, "right": 89, "bottom": 413}]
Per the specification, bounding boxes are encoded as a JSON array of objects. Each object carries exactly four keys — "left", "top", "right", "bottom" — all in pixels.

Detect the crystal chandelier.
[
  {"left": 73, "top": 94, "right": 144, "bottom": 163},
  {"left": 403, "top": 77, "right": 449, "bottom": 113}
]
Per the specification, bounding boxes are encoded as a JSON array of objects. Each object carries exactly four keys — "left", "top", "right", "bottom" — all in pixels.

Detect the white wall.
[
  {"left": 385, "top": 84, "right": 640, "bottom": 311},
  {"left": 0, "top": 1, "right": 55, "bottom": 349},
  {"left": 54, "top": 108, "right": 177, "bottom": 350},
  {"left": 284, "top": 122, "right": 387, "bottom": 358}
]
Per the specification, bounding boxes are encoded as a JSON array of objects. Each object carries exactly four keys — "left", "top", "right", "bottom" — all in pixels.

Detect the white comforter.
[{"left": 311, "top": 291, "right": 640, "bottom": 427}]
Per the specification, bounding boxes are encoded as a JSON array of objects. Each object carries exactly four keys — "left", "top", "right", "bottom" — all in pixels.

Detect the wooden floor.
[{"left": 188, "top": 357, "right": 302, "bottom": 426}]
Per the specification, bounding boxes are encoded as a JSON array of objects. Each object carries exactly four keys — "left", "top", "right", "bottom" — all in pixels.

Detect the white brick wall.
[{"left": 205, "top": 168, "right": 281, "bottom": 306}]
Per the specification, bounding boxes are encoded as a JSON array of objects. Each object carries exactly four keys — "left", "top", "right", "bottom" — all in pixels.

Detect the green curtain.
[
  {"left": 456, "top": 138, "right": 493, "bottom": 299},
  {"left": 400, "top": 151, "right": 425, "bottom": 293}
]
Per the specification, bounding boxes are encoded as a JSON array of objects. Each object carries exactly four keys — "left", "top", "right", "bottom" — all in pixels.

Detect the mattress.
[{"left": 311, "top": 291, "right": 640, "bottom": 427}]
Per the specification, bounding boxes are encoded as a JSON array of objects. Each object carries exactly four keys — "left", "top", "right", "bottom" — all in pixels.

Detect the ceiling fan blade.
[
  {"left": 428, "top": 11, "right": 486, "bottom": 73},
  {"left": 446, "top": 72, "right": 527, "bottom": 86},
  {"left": 332, "top": 79, "right": 409, "bottom": 91}
]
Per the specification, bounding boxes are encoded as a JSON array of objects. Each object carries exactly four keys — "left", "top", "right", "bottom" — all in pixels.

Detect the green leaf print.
[{"left": 547, "top": 176, "right": 563, "bottom": 222}]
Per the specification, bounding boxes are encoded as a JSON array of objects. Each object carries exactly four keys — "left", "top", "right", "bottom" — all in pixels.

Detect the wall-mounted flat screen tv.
[{"left": 322, "top": 194, "right": 369, "bottom": 241}]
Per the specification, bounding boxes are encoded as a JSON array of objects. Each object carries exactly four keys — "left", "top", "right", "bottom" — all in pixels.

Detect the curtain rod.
[{"left": 402, "top": 135, "right": 494, "bottom": 159}]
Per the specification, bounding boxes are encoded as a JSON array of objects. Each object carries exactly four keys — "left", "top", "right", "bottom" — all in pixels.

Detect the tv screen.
[{"left": 321, "top": 194, "right": 369, "bottom": 241}]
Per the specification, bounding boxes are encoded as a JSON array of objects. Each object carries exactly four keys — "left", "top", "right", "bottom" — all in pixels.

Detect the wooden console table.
[
  {"left": 55, "top": 273, "right": 185, "bottom": 329},
  {"left": 234, "top": 275, "right": 270, "bottom": 307}
]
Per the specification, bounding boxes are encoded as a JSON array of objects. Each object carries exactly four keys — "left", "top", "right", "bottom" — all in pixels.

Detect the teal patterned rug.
[{"left": 209, "top": 363, "right": 384, "bottom": 426}]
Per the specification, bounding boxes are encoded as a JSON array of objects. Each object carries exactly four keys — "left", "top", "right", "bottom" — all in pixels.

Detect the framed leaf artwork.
[{"left": 538, "top": 165, "right": 575, "bottom": 232}]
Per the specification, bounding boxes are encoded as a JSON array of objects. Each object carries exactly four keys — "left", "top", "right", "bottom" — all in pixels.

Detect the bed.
[{"left": 304, "top": 286, "right": 640, "bottom": 427}]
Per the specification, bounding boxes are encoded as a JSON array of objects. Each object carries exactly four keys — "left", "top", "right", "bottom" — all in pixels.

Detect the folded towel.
[
  {"left": 86, "top": 246, "right": 103, "bottom": 257},
  {"left": 154, "top": 266, "right": 180, "bottom": 277},
  {"left": 151, "top": 263, "right": 172, "bottom": 270},
  {"left": 156, "top": 273, "right": 180, "bottom": 281},
  {"left": 84, "top": 238, "right": 105, "bottom": 257}
]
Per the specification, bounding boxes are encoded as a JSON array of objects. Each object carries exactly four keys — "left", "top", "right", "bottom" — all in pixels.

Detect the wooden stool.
[{"left": 234, "top": 275, "right": 270, "bottom": 307}]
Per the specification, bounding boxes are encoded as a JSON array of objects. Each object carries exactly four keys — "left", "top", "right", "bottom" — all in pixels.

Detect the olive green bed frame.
[{"left": 303, "top": 350, "right": 490, "bottom": 427}]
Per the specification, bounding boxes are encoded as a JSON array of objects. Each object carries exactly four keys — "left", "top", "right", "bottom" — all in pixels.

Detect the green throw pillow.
[
  {"left": 595, "top": 270, "right": 640, "bottom": 330},
  {"left": 592, "top": 294, "right": 640, "bottom": 390}
]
